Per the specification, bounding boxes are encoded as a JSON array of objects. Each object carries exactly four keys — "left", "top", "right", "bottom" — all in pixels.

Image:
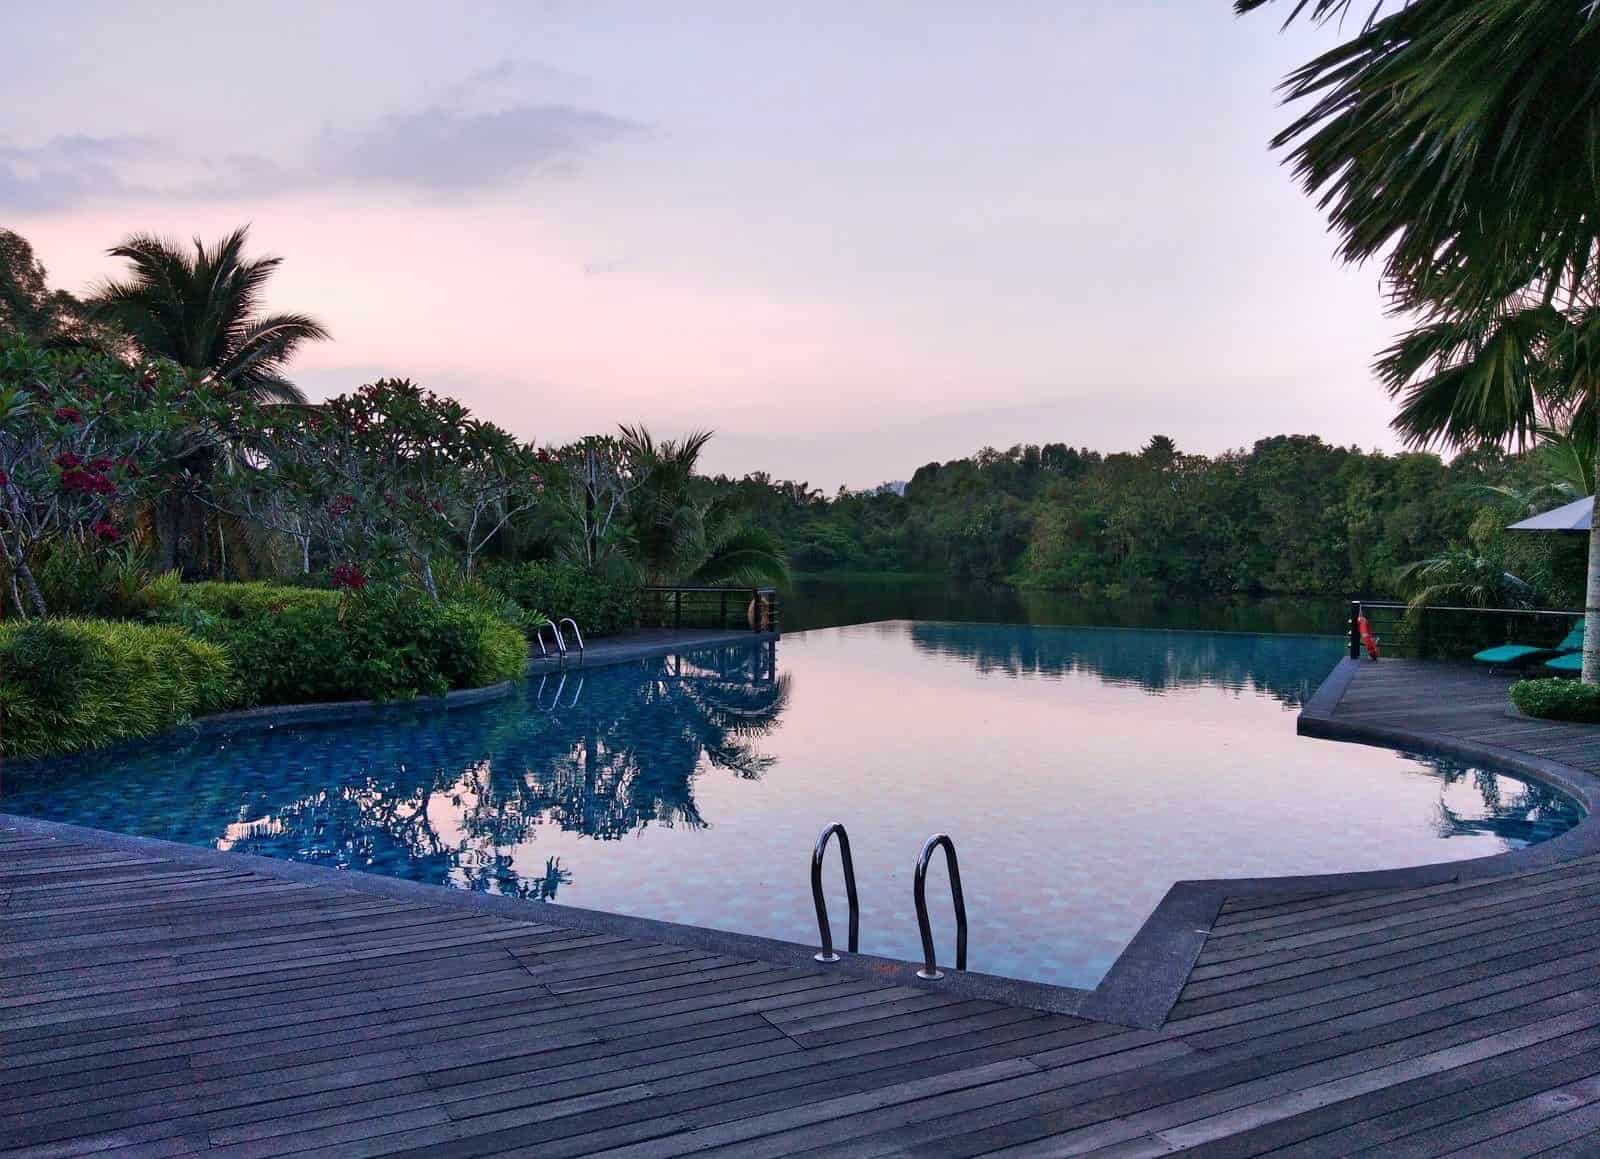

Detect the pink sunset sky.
[{"left": 1, "top": 2, "right": 1395, "bottom": 490}]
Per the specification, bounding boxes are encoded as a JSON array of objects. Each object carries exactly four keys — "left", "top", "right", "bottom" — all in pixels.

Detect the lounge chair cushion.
[
  {"left": 1546, "top": 652, "right": 1584, "bottom": 673},
  {"left": 1473, "top": 644, "right": 1544, "bottom": 664},
  {"left": 1474, "top": 620, "right": 1585, "bottom": 667}
]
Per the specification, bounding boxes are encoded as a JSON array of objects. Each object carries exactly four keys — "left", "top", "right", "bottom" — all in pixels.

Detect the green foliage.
[
  {"left": 35, "top": 545, "right": 183, "bottom": 619},
  {"left": 0, "top": 333, "right": 219, "bottom": 616},
  {"left": 0, "top": 618, "right": 231, "bottom": 759},
  {"left": 614, "top": 425, "right": 790, "bottom": 587},
  {"left": 90, "top": 227, "right": 328, "bottom": 402},
  {"left": 1511, "top": 678, "right": 1600, "bottom": 724},
  {"left": 700, "top": 435, "right": 1582, "bottom": 605},
  {"left": 172, "top": 582, "right": 523, "bottom": 706},
  {"left": 481, "top": 561, "right": 638, "bottom": 637},
  {"left": 223, "top": 377, "right": 540, "bottom": 587}
]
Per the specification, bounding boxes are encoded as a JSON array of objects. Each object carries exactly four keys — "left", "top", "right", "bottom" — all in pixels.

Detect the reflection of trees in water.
[
  {"left": 905, "top": 622, "right": 1341, "bottom": 706},
  {"left": 2, "top": 641, "right": 788, "bottom": 899},
  {"left": 1405, "top": 753, "right": 1583, "bottom": 847}
]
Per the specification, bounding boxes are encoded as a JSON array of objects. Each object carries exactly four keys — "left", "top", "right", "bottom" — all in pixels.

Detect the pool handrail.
[
  {"left": 534, "top": 619, "right": 567, "bottom": 659},
  {"left": 913, "top": 833, "right": 967, "bottom": 979},
  {"left": 559, "top": 617, "right": 586, "bottom": 659},
  {"left": 810, "top": 822, "right": 860, "bottom": 963}
]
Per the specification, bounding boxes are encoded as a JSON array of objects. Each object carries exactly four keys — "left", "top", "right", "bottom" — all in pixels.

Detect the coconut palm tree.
[
  {"left": 1243, "top": 0, "right": 1600, "bottom": 682},
  {"left": 89, "top": 227, "right": 329, "bottom": 575},
  {"left": 91, "top": 227, "right": 328, "bottom": 402}
]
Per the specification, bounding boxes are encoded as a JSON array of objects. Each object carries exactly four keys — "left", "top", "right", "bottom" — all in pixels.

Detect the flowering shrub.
[
  {"left": 221, "top": 379, "right": 541, "bottom": 595},
  {"left": 0, "top": 335, "right": 215, "bottom": 616}
]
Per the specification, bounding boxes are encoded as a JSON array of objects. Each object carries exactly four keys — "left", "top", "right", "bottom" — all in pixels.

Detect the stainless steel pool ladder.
[
  {"left": 810, "top": 822, "right": 859, "bottom": 963},
  {"left": 534, "top": 618, "right": 586, "bottom": 665},
  {"left": 913, "top": 833, "right": 967, "bottom": 979}
]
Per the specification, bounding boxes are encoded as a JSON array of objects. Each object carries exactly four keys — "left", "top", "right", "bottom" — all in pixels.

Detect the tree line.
[{"left": 700, "top": 432, "right": 1590, "bottom": 609}]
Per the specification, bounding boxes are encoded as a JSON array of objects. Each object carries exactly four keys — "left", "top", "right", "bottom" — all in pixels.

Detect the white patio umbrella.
[{"left": 1506, "top": 495, "right": 1593, "bottom": 533}]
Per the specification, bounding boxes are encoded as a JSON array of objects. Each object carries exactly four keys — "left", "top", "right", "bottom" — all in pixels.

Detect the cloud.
[
  {"left": 0, "top": 135, "right": 157, "bottom": 210},
  {"left": 0, "top": 80, "right": 637, "bottom": 210},
  {"left": 315, "top": 103, "right": 637, "bottom": 193}
]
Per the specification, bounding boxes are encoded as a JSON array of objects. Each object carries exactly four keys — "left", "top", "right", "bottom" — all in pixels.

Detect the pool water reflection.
[{"left": 0, "top": 622, "right": 1581, "bottom": 989}]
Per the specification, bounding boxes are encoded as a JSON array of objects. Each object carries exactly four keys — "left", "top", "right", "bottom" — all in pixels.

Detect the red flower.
[
  {"left": 88, "top": 457, "right": 114, "bottom": 473},
  {"left": 139, "top": 371, "right": 158, "bottom": 391},
  {"left": 330, "top": 562, "right": 368, "bottom": 591},
  {"left": 92, "top": 521, "right": 120, "bottom": 542},
  {"left": 53, "top": 407, "right": 83, "bottom": 424},
  {"left": 0, "top": 469, "right": 8, "bottom": 486},
  {"left": 55, "top": 452, "right": 82, "bottom": 469},
  {"left": 327, "top": 493, "right": 356, "bottom": 519}
]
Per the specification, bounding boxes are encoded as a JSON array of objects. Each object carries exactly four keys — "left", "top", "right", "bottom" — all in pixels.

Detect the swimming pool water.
[{"left": 0, "top": 622, "right": 1581, "bottom": 990}]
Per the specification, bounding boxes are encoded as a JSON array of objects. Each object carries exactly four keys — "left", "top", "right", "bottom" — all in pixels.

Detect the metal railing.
[
  {"left": 558, "top": 617, "right": 586, "bottom": 657},
  {"left": 639, "top": 586, "right": 781, "bottom": 633},
  {"left": 810, "top": 822, "right": 860, "bottom": 963},
  {"left": 913, "top": 834, "right": 967, "bottom": 980},
  {"left": 533, "top": 619, "right": 567, "bottom": 659},
  {"left": 1348, "top": 600, "right": 1583, "bottom": 661}
]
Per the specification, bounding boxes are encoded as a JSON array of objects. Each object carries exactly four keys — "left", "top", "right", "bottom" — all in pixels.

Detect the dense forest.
[{"left": 699, "top": 434, "right": 1591, "bottom": 609}]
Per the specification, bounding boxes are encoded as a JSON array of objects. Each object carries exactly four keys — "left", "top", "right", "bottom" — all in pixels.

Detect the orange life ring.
[{"left": 1357, "top": 614, "right": 1380, "bottom": 660}]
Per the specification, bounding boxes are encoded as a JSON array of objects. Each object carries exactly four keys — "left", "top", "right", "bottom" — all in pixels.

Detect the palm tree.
[
  {"left": 618, "top": 424, "right": 790, "bottom": 587},
  {"left": 1243, "top": 0, "right": 1600, "bottom": 682},
  {"left": 91, "top": 227, "right": 328, "bottom": 402},
  {"left": 89, "top": 227, "right": 329, "bottom": 574}
]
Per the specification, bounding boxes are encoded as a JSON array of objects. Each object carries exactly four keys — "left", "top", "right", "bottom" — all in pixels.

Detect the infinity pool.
[{"left": 0, "top": 622, "right": 1581, "bottom": 989}]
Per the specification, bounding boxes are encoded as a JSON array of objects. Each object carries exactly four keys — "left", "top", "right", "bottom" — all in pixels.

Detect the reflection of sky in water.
[{"left": 0, "top": 621, "right": 1581, "bottom": 990}]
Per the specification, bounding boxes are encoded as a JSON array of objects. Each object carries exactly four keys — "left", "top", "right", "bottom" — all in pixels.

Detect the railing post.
[{"left": 1348, "top": 601, "right": 1361, "bottom": 660}]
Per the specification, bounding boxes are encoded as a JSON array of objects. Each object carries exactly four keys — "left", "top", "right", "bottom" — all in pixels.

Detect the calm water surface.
[{"left": 0, "top": 622, "right": 1579, "bottom": 989}]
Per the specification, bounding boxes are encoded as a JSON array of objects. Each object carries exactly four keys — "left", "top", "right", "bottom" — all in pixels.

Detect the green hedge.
[
  {"left": 177, "top": 582, "right": 526, "bottom": 706},
  {"left": 481, "top": 562, "right": 637, "bottom": 637},
  {"left": 0, "top": 619, "right": 231, "bottom": 759},
  {"left": 1511, "top": 677, "right": 1600, "bottom": 723}
]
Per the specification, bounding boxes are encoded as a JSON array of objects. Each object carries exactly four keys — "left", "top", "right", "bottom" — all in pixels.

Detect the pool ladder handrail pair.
[
  {"left": 810, "top": 822, "right": 968, "bottom": 980},
  {"left": 534, "top": 617, "right": 587, "bottom": 664}
]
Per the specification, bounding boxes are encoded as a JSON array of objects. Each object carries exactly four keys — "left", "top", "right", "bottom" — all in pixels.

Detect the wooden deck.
[{"left": 4, "top": 661, "right": 1599, "bottom": 1156}]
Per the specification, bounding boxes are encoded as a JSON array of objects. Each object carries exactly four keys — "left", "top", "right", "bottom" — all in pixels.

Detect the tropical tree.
[
  {"left": 220, "top": 379, "right": 540, "bottom": 596},
  {"left": 89, "top": 227, "right": 329, "bottom": 575},
  {"left": 618, "top": 424, "right": 789, "bottom": 587},
  {"left": 1243, "top": 0, "right": 1600, "bottom": 681},
  {"left": 0, "top": 336, "right": 214, "bottom": 617},
  {"left": 0, "top": 231, "right": 115, "bottom": 351},
  {"left": 90, "top": 227, "right": 328, "bottom": 401}
]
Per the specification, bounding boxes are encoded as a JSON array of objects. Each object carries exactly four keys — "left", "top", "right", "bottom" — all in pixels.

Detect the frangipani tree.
[
  {"left": 223, "top": 379, "right": 540, "bottom": 595},
  {"left": 1244, "top": 0, "right": 1600, "bottom": 681},
  {"left": 0, "top": 337, "right": 212, "bottom": 617}
]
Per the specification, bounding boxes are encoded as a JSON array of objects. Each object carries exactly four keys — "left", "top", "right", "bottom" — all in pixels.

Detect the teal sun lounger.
[
  {"left": 1473, "top": 621, "right": 1584, "bottom": 670},
  {"left": 1545, "top": 651, "right": 1584, "bottom": 674}
]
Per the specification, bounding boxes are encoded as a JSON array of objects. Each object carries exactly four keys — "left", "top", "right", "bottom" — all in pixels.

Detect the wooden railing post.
[{"left": 1349, "top": 601, "right": 1362, "bottom": 660}]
